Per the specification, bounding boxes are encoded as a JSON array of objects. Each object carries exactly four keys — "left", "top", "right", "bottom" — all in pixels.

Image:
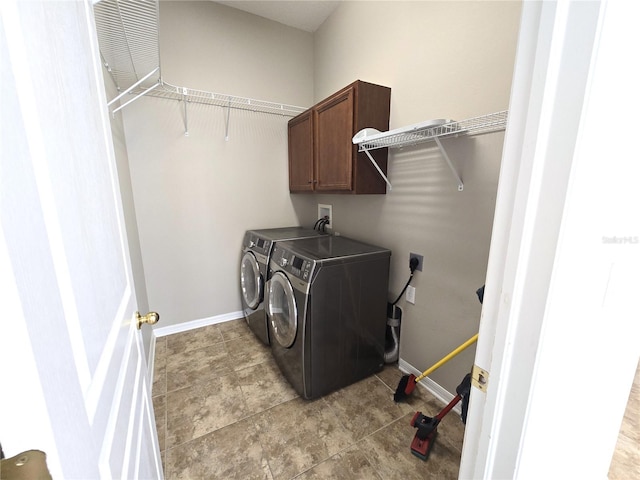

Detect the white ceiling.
[{"left": 214, "top": 1, "right": 342, "bottom": 33}]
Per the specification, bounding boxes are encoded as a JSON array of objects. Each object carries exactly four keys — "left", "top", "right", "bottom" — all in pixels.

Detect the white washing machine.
[
  {"left": 240, "top": 227, "right": 326, "bottom": 345},
  {"left": 266, "top": 235, "right": 391, "bottom": 399}
]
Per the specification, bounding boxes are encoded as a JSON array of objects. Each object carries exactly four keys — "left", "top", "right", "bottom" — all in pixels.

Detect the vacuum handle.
[{"left": 414, "top": 333, "right": 478, "bottom": 383}]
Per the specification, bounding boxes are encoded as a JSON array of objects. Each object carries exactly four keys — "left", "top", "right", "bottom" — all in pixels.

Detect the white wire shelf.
[
  {"left": 138, "top": 81, "right": 307, "bottom": 117},
  {"left": 353, "top": 111, "right": 508, "bottom": 191},
  {"left": 355, "top": 111, "right": 508, "bottom": 152},
  {"left": 94, "top": 0, "right": 161, "bottom": 93},
  {"left": 93, "top": 0, "right": 307, "bottom": 127}
]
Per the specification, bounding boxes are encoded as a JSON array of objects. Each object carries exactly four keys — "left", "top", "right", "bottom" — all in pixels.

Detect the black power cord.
[
  {"left": 314, "top": 216, "right": 330, "bottom": 232},
  {"left": 391, "top": 256, "right": 420, "bottom": 305}
]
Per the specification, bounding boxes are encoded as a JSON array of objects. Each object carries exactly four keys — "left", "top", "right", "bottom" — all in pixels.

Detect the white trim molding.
[
  {"left": 152, "top": 311, "right": 244, "bottom": 338},
  {"left": 398, "top": 357, "right": 463, "bottom": 416}
]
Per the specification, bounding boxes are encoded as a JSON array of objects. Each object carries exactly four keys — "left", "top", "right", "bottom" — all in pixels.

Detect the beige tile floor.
[
  {"left": 609, "top": 360, "right": 640, "bottom": 479},
  {"left": 152, "top": 318, "right": 465, "bottom": 479}
]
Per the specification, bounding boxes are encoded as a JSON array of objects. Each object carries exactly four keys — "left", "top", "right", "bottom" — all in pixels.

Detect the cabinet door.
[
  {"left": 314, "top": 87, "right": 354, "bottom": 191},
  {"left": 288, "top": 110, "right": 314, "bottom": 192}
]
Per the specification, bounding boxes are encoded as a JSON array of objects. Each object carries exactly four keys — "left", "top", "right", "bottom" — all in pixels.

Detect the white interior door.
[
  {"left": 460, "top": 1, "right": 640, "bottom": 478},
  {"left": 0, "top": 1, "right": 161, "bottom": 478}
]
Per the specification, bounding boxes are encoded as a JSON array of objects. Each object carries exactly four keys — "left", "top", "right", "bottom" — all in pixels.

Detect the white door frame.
[{"left": 460, "top": 1, "right": 640, "bottom": 478}]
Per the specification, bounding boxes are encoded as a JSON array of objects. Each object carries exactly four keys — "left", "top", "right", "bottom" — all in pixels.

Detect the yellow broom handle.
[{"left": 415, "top": 333, "right": 478, "bottom": 383}]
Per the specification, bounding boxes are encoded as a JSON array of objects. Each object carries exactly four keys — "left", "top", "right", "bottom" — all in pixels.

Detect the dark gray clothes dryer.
[{"left": 266, "top": 235, "right": 391, "bottom": 399}]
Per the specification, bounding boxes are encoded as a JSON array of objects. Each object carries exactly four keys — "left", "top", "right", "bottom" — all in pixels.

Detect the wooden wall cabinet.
[
  {"left": 288, "top": 110, "right": 314, "bottom": 192},
  {"left": 288, "top": 80, "right": 391, "bottom": 194}
]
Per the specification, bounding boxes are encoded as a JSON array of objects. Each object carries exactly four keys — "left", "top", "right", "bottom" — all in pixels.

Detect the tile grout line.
[
  {"left": 244, "top": 399, "right": 277, "bottom": 480},
  {"left": 162, "top": 385, "right": 258, "bottom": 457},
  {"left": 160, "top": 332, "right": 301, "bottom": 466},
  {"left": 286, "top": 383, "right": 409, "bottom": 480},
  {"left": 162, "top": 329, "right": 252, "bottom": 396},
  {"left": 285, "top": 370, "right": 453, "bottom": 479},
  {"left": 289, "top": 411, "right": 407, "bottom": 480},
  {"left": 156, "top": 325, "right": 464, "bottom": 478}
]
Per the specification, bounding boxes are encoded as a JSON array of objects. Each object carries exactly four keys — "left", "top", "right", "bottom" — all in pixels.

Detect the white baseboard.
[
  {"left": 152, "top": 310, "right": 244, "bottom": 338},
  {"left": 398, "top": 357, "right": 462, "bottom": 415}
]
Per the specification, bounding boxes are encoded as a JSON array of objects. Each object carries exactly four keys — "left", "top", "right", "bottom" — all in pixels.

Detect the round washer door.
[
  {"left": 240, "top": 252, "right": 262, "bottom": 310},
  {"left": 267, "top": 271, "right": 298, "bottom": 348}
]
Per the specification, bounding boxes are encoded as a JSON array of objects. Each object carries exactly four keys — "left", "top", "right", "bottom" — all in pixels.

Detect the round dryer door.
[
  {"left": 267, "top": 271, "right": 298, "bottom": 348},
  {"left": 240, "top": 252, "right": 262, "bottom": 310}
]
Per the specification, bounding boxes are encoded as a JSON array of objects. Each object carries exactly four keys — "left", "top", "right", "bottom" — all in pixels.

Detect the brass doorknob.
[{"left": 136, "top": 311, "right": 159, "bottom": 330}]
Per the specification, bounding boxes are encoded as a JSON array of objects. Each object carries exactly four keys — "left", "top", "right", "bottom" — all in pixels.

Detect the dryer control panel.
[{"left": 271, "top": 245, "right": 315, "bottom": 286}]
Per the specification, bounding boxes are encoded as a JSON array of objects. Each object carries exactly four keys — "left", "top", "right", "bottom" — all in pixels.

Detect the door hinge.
[{"left": 471, "top": 364, "right": 489, "bottom": 392}]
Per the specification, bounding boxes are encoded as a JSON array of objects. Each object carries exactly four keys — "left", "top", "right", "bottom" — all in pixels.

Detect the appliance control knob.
[
  {"left": 280, "top": 257, "right": 288, "bottom": 267},
  {"left": 249, "top": 240, "right": 255, "bottom": 248}
]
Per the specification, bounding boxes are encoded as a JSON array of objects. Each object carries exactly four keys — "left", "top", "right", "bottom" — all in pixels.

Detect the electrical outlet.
[
  {"left": 406, "top": 285, "right": 416, "bottom": 304},
  {"left": 409, "top": 253, "right": 424, "bottom": 272},
  {"left": 318, "top": 204, "right": 332, "bottom": 227}
]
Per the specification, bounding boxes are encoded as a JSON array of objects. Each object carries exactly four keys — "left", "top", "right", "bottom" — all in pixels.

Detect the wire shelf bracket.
[
  {"left": 362, "top": 149, "right": 394, "bottom": 191},
  {"left": 181, "top": 87, "right": 189, "bottom": 136},
  {"left": 225, "top": 98, "right": 231, "bottom": 141},
  {"left": 434, "top": 136, "right": 464, "bottom": 191},
  {"left": 353, "top": 111, "right": 508, "bottom": 192},
  {"left": 112, "top": 79, "right": 161, "bottom": 115}
]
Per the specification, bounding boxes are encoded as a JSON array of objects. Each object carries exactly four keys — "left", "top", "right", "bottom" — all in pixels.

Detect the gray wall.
[
  {"left": 122, "top": 1, "right": 314, "bottom": 327},
  {"left": 123, "top": 1, "right": 521, "bottom": 393},
  {"left": 293, "top": 1, "right": 522, "bottom": 393}
]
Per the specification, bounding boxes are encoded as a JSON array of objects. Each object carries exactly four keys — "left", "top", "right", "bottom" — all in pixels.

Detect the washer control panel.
[{"left": 243, "top": 232, "right": 272, "bottom": 257}]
